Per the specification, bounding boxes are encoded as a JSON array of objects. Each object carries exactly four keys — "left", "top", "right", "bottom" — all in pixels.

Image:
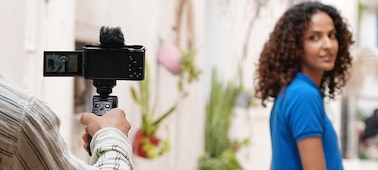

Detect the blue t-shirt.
[{"left": 270, "top": 73, "right": 343, "bottom": 170}]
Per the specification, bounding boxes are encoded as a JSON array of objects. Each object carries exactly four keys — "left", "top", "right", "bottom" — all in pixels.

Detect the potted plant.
[
  {"left": 131, "top": 43, "right": 201, "bottom": 159},
  {"left": 130, "top": 64, "right": 173, "bottom": 158},
  {"left": 198, "top": 69, "right": 249, "bottom": 170}
]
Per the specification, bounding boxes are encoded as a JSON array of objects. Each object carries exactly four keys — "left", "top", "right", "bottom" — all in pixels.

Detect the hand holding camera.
[{"left": 80, "top": 108, "right": 131, "bottom": 152}]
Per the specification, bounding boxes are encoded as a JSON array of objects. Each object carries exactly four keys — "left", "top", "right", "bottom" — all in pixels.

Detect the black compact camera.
[
  {"left": 44, "top": 26, "right": 145, "bottom": 156},
  {"left": 44, "top": 44, "right": 145, "bottom": 116},
  {"left": 44, "top": 44, "right": 146, "bottom": 156},
  {"left": 44, "top": 44, "right": 145, "bottom": 80}
]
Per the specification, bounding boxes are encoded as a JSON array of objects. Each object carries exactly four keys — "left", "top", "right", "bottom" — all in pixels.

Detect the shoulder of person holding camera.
[{"left": 0, "top": 74, "right": 133, "bottom": 169}]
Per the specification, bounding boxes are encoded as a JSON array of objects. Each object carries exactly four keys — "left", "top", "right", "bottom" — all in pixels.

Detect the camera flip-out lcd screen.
[{"left": 43, "top": 51, "right": 83, "bottom": 76}]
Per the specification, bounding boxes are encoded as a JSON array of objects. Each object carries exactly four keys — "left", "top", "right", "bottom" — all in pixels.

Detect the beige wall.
[{"left": 0, "top": 0, "right": 76, "bottom": 148}]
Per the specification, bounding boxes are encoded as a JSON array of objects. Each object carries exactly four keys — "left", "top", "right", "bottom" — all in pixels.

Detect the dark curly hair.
[{"left": 254, "top": 2, "right": 354, "bottom": 107}]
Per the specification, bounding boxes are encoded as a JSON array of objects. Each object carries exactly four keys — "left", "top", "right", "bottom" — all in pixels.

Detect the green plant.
[
  {"left": 141, "top": 137, "right": 170, "bottom": 158},
  {"left": 131, "top": 54, "right": 200, "bottom": 136},
  {"left": 131, "top": 63, "right": 176, "bottom": 137},
  {"left": 131, "top": 38, "right": 202, "bottom": 158},
  {"left": 199, "top": 69, "right": 249, "bottom": 170},
  {"left": 131, "top": 57, "right": 201, "bottom": 158},
  {"left": 130, "top": 63, "right": 173, "bottom": 158},
  {"left": 178, "top": 51, "right": 201, "bottom": 93}
]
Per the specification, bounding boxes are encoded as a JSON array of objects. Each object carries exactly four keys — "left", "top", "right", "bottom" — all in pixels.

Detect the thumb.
[{"left": 80, "top": 112, "right": 95, "bottom": 125}]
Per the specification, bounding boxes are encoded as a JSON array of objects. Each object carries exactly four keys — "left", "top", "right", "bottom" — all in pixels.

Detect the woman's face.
[{"left": 301, "top": 11, "right": 339, "bottom": 77}]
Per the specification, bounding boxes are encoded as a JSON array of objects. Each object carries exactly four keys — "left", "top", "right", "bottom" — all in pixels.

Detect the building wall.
[{"left": 0, "top": 0, "right": 76, "bottom": 148}]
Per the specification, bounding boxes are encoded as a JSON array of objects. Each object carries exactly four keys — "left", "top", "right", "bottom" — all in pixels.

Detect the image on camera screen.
[{"left": 44, "top": 52, "right": 82, "bottom": 76}]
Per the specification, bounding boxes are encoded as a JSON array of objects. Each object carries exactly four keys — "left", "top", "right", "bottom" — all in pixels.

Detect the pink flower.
[{"left": 157, "top": 43, "right": 182, "bottom": 75}]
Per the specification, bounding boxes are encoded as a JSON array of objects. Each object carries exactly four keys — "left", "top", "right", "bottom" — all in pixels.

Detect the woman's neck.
[{"left": 301, "top": 71, "right": 323, "bottom": 86}]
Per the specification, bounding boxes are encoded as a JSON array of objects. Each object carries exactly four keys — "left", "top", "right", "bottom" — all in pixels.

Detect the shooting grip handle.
[{"left": 87, "top": 95, "right": 118, "bottom": 156}]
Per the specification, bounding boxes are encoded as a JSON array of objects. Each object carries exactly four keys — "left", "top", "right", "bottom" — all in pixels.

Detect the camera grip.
[{"left": 88, "top": 96, "right": 118, "bottom": 156}]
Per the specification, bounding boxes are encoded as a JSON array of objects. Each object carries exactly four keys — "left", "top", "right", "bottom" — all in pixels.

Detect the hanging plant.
[
  {"left": 158, "top": 43, "right": 201, "bottom": 93},
  {"left": 131, "top": 0, "right": 200, "bottom": 157},
  {"left": 131, "top": 43, "right": 201, "bottom": 159},
  {"left": 131, "top": 64, "right": 173, "bottom": 159}
]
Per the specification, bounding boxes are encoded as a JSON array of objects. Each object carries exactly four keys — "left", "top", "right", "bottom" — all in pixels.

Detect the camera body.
[
  {"left": 44, "top": 44, "right": 145, "bottom": 80},
  {"left": 43, "top": 43, "right": 145, "bottom": 117}
]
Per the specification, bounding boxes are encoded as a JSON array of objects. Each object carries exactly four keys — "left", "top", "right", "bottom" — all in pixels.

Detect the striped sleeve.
[
  {"left": 0, "top": 74, "right": 133, "bottom": 169},
  {"left": 0, "top": 75, "right": 74, "bottom": 169},
  {"left": 90, "top": 128, "right": 134, "bottom": 170}
]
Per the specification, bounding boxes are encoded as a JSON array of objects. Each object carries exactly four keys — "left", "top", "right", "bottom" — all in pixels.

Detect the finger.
[
  {"left": 83, "top": 143, "right": 88, "bottom": 151},
  {"left": 107, "top": 108, "right": 126, "bottom": 118},
  {"left": 82, "top": 133, "right": 89, "bottom": 143},
  {"left": 82, "top": 133, "right": 89, "bottom": 151},
  {"left": 80, "top": 112, "right": 94, "bottom": 125},
  {"left": 124, "top": 120, "right": 131, "bottom": 136}
]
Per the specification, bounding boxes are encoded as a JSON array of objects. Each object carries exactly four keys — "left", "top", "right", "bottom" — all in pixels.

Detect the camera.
[
  {"left": 44, "top": 44, "right": 145, "bottom": 80},
  {"left": 43, "top": 26, "right": 145, "bottom": 156},
  {"left": 43, "top": 43, "right": 145, "bottom": 116},
  {"left": 44, "top": 43, "right": 146, "bottom": 156}
]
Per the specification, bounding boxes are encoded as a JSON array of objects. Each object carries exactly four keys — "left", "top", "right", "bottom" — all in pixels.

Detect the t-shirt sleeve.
[{"left": 286, "top": 88, "right": 324, "bottom": 142}]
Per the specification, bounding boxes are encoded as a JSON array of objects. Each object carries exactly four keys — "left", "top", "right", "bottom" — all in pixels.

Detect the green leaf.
[
  {"left": 130, "top": 87, "right": 140, "bottom": 104},
  {"left": 152, "top": 105, "right": 176, "bottom": 126}
]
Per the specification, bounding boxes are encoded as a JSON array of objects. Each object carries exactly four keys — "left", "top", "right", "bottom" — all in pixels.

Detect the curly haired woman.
[{"left": 254, "top": 2, "right": 353, "bottom": 170}]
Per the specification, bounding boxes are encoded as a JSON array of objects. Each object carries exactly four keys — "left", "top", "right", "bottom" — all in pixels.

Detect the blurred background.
[{"left": 1, "top": 0, "right": 378, "bottom": 169}]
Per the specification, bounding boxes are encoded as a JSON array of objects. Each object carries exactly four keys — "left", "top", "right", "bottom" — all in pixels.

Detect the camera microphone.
[{"left": 99, "top": 26, "right": 125, "bottom": 47}]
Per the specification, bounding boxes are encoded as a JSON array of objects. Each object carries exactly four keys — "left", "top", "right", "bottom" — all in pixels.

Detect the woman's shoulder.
[{"left": 285, "top": 79, "right": 321, "bottom": 101}]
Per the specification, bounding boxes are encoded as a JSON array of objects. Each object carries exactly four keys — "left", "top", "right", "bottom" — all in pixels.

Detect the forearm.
[
  {"left": 298, "top": 137, "right": 326, "bottom": 170},
  {"left": 90, "top": 127, "right": 133, "bottom": 170}
]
